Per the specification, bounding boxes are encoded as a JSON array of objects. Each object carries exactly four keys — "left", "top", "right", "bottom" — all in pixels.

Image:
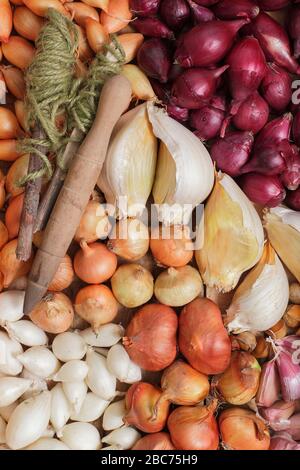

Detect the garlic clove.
[
  {"left": 0, "top": 416, "right": 6, "bottom": 444},
  {"left": 0, "top": 331, "right": 23, "bottom": 376},
  {"left": 58, "top": 422, "right": 101, "bottom": 450},
  {"left": 17, "top": 346, "right": 60, "bottom": 379},
  {"left": 86, "top": 348, "right": 116, "bottom": 401},
  {"left": 70, "top": 392, "right": 109, "bottom": 422},
  {"left": 79, "top": 323, "right": 124, "bottom": 348},
  {"left": 98, "top": 103, "right": 158, "bottom": 218},
  {"left": 121, "top": 64, "right": 155, "bottom": 101},
  {"left": 0, "top": 377, "right": 32, "bottom": 407},
  {"left": 196, "top": 173, "right": 265, "bottom": 293},
  {"left": 0, "top": 290, "right": 25, "bottom": 324},
  {"left": 20, "top": 369, "right": 48, "bottom": 400},
  {"left": 106, "top": 344, "right": 142, "bottom": 384},
  {"left": 4, "top": 320, "right": 48, "bottom": 347},
  {"left": 0, "top": 401, "right": 19, "bottom": 423},
  {"left": 52, "top": 360, "right": 89, "bottom": 383},
  {"left": 101, "top": 426, "right": 141, "bottom": 450},
  {"left": 102, "top": 400, "right": 126, "bottom": 431},
  {"left": 52, "top": 332, "right": 87, "bottom": 362},
  {"left": 62, "top": 381, "right": 87, "bottom": 414},
  {"left": 226, "top": 243, "right": 289, "bottom": 333},
  {"left": 5, "top": 391, "right": 51, "bottom": 450},
  {"left": 50, "top": 384, "right": 71, "bottom": 433},
  {"left": 24, "top": 437, "right": 69, "bottom": 450},
  {"left": 41, "top": 424, "right": 55, "bottom": 439},
  {"left": 148, "top": 102, "right": 214, "bottom": 225}
]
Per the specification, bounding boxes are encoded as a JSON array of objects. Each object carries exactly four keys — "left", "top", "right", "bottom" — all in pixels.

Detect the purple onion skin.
[
  {"left": 130, "top": 0, "right": 161, "bottom": 16},
  {"left": 132, "top": 18, "right": 174, "bottom": 39},
  {"left": 150, "top": 79, "right": 170, "bottom": 102},
  {"left": 261, "top": 63, "right": 292, "bottom": 112},
  {"left": 258, "top": 0, "right": 291, "bottom": 10},
  {"left": 171, "top": 66, "right": 229, "bottom": 109},
  {"left": 288, "top": 7, "right": 300, "bottom": 58},
  {"left": 211, "top": 131, "right": 254, "bottom": 176},
  {"left": 232, "top": 92, "right": 269, "bottom": 134},
  {"left": 214, "top": 0, "right": 260, "bottom": 20},
  {"left": 293, "top": 109, "right": 300, "bottom": 146},
  {"left": 251, "top": 12, "right": 300, "bottom": 74},
  {"left": 241, "top": 140, "right": 289, "bottom": 175},
  {"left": 174, "top": 18, "right": 249, "bottom": 68},
  {"left": 286, "top": 188, "right": 300, "bottom": 210},
  {"left": 271, "top": 433, "right": 300, "bottom": 451},
  {"left": 193, "top": 0, "right": 219, "bottom": 4},
  {"left": 238, "top": 173, "right": 286, "bottom": 207},
  {"left": 255, "top": 113, "right": 293, "bottom": 149},
  {"left": 137, "top": 39, "right": 172, "bottom": 83},
  {"left": 160, "top": 0, "right": 190, "bottom": 31},
  {"left": 187, "top": 1, "right": 216, "bottom": 23},
  {"left": 281, "top": 144, "right": 300, "bottom": 190},
  {"left": 226, "top": 37, "right": 267, "bottom": 101},
  {"left": 191, "top": 106, "right": 225, "bottom": 140},
  {"left": 167, "top": 103, "right": 189, "bottom": 122}
]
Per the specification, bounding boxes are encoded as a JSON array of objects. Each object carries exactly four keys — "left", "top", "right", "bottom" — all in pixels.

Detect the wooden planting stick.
[{"left": 24, "top": 75, "right": 132, "bottom": 314}]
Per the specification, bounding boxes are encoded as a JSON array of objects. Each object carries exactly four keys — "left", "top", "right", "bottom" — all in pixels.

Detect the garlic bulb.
[
  {"left": 70, "top": 392, "right": 109, "bottom": 422},
  {"left": 107, "top": 344, "right": 142, "bottom": 384},
  {"left": 50, "top": 384, "right": 71, "bottom": 433},
  {"left": 86, "top": 349, "right": 116, "bottom": 400},
  {"left": 0, "top": 401, "right": 19, "bottom": 422},
  {"left": 102, "top": 426, "right": 141, "bottom": 450},
  {"left": 17, "top": 346, "right": 60, "bottom": 378},
  {"left": 52, "top": 360, "right": 89, "bottom": 383},
  {"left": 58, "top": 422, "right": 101, "bottom": 450},
  {"left": 5, "top": 391, "right": 51, "bottom": 450},
  {"left": 121, "top": 64, "right": 155, "bottom": 101},
  {"left": 20, "top": 369, "right": 48, "bottom": 400},
  {"left": 226, "top": 243, "right": 289, "bottom": 333},
  {"left": 264, "top": 206, "right": 300, "bottom": 283},
  {"left": 196, "top": 173, "right": 264, "bottom": 292},
  {"left": 0, "top": 377, "right": 32, "bottom": 407},
  {"left": 102, "top": 400, "right": 126, "bottom": 431},
  {"left": 98, "top": 103, "right": 157, "bottom": 218},
  {"left": 0, "top": 416, "right": 6, "bottom": 444},
  {"left": 4, "top": 320, "right": 48, "bottom": 347},
  {"left": 0, "top": 331, "right": 23, "bottom": 376},
  {"left": 25, "top": 438, "right": 69, "bottom": 450},
  {"left": 79, "top": 323, "right": 124, "bottom": 348},
  {"left": 62, "top": 381, "right": 87, "bottom": 414},
  {"left": 0, "top": 291, "right": 25, "bottom": 324},
  {"left": 52, "top": 332, "right": 87, "bottom": 362},
  {"left": 148, "top": 103, "right": 214, "bottom": 225}
]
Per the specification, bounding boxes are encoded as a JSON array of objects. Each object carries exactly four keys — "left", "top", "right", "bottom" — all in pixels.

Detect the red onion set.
[{"left": 131, "top": 0, "right": 300, "bottom": 209}]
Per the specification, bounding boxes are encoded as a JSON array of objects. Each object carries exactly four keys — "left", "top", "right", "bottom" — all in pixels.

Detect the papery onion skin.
[
  {"left": 74, "top": 241, "right": 117, "bottom": 284},
  {"left": 0, "top": 0, "right": 12, "bottom": 43},
  {"left": 213, "top": 0, "right": 260, "bottom": 20},
  {"left": 48, "top": 255, "right": 74, "bottom": 292},
  {"left": 75, "top": 284, "right": 118, "bottom": 329},
  {"left": 0, "top": 221, "right": 8, "bottom": 251},
  {"left": 219, "top": 407, "right": 270, "bottom": 450},
  {"left": 216, "top": 351, "right": 261, "bottom": 405},
  {"left": 13, "top": 6, "right": 45, "bottom": 42},
  {"left": 238, "top": 173, "right": 286, "bottom": 207},
  {"left": 0, "top": 239, "right": 33, "bottom": 288},
  {"left": 258, "top": 0, "right": 290, "bottom": 10},
  {"left": 211, "top": 131, "right": 254, "bottom": 176},
  {"left": 111, "top": 263, "right": 154, "bottom": 308},
  {"left": 288, "top": 6, "right": 300, "bottom": 58},
  {"left": 261, "top": 63, "right": 292, "bottom": 112},
  {"left": 174, "top": 18, "right": 249, "bottom": 68},
  {"left": 130, "top": 0, "right": 161, "bottom": 16},
  {"left": 191, "top": 105, "right": 225, "bottom": 141},
  {"left": 108, "top": 218, "right": 149, "bottom": 261},
  {"left": 123, "top": 303, "right": 178, "bottom": 371},
  {"left": 132, "top": 432, "right": 175, "bottom": 450},
  {"left": 150, "top": 225, "right": 193, "bottom": 267},
  {"left": 255, "top": 113, "right": 292, "bottom": 149},
  {"left": 154, "top": 266, "right": 203, "bottom": 307},
  {"left": 286, "top": 188, "right": 300, "bottom": 211},
  {"left": 0, "top": 139, "right": 21, "bottom": 162},
  {"left": 124, "top": 382, "right": 170, "bottom": 433},
  {"left": 74, "top": 200, "right": 111, "bottom": 244},
  {"left": 167, "top": 404, "right": 219, "bottom": 450},
  {"left": 160, "top": 0, "right": 190, "bottom": 31},
  {"left": 231, "top": 92, "right": 269, "bottom": 134},
  {"left": 65, "top": 2, "right": 99, "bottom": 27},
  {"left": 1, "top": 36, "right": 35, "bottom": 70},
  {"left": 178, "top": 298, "right": 231, "bottom": 375},
  {"left": 1, "top": 66, "right": 26, "bottom": 101},
  {"left": 0, "top": 107, "right": 22, "bottom": 140},
  {"left": 133, "top": 17, "right": 174, "bottom": 39},
  {"left": 6, "top": 154, "right": 29, "bottom": 198},
  {"left": 160, "top": 360, "right": 209, "bottom": 405},
  {"left": 187, "top": 1, "right": 215, "bottom": 24},
  {"left": 29, "top": 292, "right": 74, "bottom": 334},
  {"left": 137, "top": 38, "right": 171, "bottom": 83}
]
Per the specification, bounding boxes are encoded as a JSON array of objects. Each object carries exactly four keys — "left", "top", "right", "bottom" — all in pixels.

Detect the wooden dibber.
[{"left": 24, "top": 75, "right": 132, "bottom": 314}]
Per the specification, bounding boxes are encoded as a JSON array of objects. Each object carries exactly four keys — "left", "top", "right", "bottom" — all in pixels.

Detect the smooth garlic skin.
[
  {"left": 0, "top": 377, "right": 32, "bottom": 407},
  {"left": 107, "top": 344, "right": 142, "bottom": 383},
  {"left": 0, "top": 290, "right": 25, "bottom": 323},
  {"left": 102, "top": 400, "right": 126, "bottom": 431},
  {"left": 79, "top": 323, "right": 125, "bottom": 348},
  {"left": 0, "top": 331, "right": 23, "bottom": 376},
  {"left": 52, "top": 360, "right": 89, "bottom": 383},
  {"left": 58, "top": 422, "right": 102, "bottom": 450},
  {"left": 86, "top": 349, "right": 116, "bottom": 401},
  {"left": 102, "top": 426, "right": 141, "bottom": 450},
  {"left": 4, "top": 320, "right": 48, "bottom": 347},
  {"left": 70, "top": 392, "right": 109, "bottom": 422},
  {"left": 50, "top": 384, "right": 71, "bottom": 433},
  {"left": 24, "top": 438, "right": 69, "bottom": 450},
  {"left": 20, "top": 369, "right": 48, "bottom": 400},
  {"left": 0, "top": 401, "right": 19, "bottom": 422},
  {"left": 17, "top": 346, "right": 60, "bottom": 379},
  {"left": 62, "top": 381, "right": 87, "bottom": 414},
  {"left": 52, "top": 332, "right": 87, "bottom": 362},
  {"left": 0, "top": 415, "right": 6, "bottom": 444}
]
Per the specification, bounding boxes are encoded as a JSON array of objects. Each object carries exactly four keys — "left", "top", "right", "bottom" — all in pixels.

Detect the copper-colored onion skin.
[
  {"left": 150, "top": 225, "right": 193, "bottom": 268},
  {"left": 0, "top": 238, "right": 33, "bottom": 288},
  {"left": 132, "top": 432, "right": 175, "bottom": 450},
  {"left": 123, "top": 303, "right": 178, "bottom": 371},
  {"left": 29, "top": 292, "right": 74, "bottom": 334},
  {"left": 5, "top": 194, "right": 24, "bottom": 240},
  {"left": 125, "top": 382, "right": 170, "bottom": 433},
  {"left": 219, "top": 407, "right": 270, "bottom": 450},
  {"left": 178, "top": 298, "right": 231, "bottom": 375},
  {"left": 161, "top": 360, "right": 210, "bottom": 405},
  {"left": 167, "top": 404, "right": 219, "bottom": 450},
  {"left": 48, "top": 254, "right": 74, "bottom": 291},
  {"left": 216, "top": 351, "right": 261, "bottom": 405}
]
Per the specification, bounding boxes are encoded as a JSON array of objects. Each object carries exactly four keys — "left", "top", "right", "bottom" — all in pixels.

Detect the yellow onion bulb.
[
  {"left": 48, "top": 255, "right": 74, "bottom": 292},
  {"left": 1, "top": 66, "right": 26, "bottom": 100},
  {"left": 154, "top": 265, "right": 204, "bottom": 307},
  {"left": 219, "top": 407, "right": 270, "bottom": 450},
  {"left": 29, "top": 292, "right": 74, "bottom": 334},
  {"left": 22, "top": 0, "right": 69, "bottom": 17},
  {"left": 0, "top": 238, "right": 33, "bottom": 288},
  {"left": 75, "top": 284, "right": 119, "bottom": 329},
  {"left": 1, "top": 36, "right": 35, "bottom": 70},
  {"left": 74, "top": 241, "right": 117, "bottom": 284},
  {"left": 108, "top": 218, "right": 149, "bottom": 261},
  {"left": 100, "top": 0, "right": 132, "bottom": 34},
  {"left": 132, "top": 433, "right": 175, "bottom": 450},
  {"left": 65, "top": 2, "right": 99, "bottom": 27},
  {"left": 14, "top": 100, "right": 27, "bottom": 131},
  {"left": 160, "top": 360, "right": 210, "bottom": 406},
  {"left": 13, "top": 6, "right": 45, "bottom": 42},
  {"left": 0, "top": 170, "right": 6, "bottom": 210},
  {"left": 74, "top": 200, "right": 111, "bottom": 243},
  {"left": 0, "top": 139, "right": 21, "bottom": 162},
  {"left": 0, "top": 220, "right": 8, "bottom": 250},
  {"left": 150, "top": 225, "right": 193, "bottom": 267},
  {"left": 85, "top": 18, "right": 109, "bottom": 54},
  {"left": 5, "top": 193, "right": 24, "bottom": 240},
  {"left": 0, "top": 106, "right": 23, "bottom": 140},
  {"left": 215, "top": 351, "right": 261, "bottom": 405},
  {"left": 111, "top": 263, "right": 153, "bottom": 308},
  {"left": 6, "top": 154, "right": 29, "bottom": 197}
]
